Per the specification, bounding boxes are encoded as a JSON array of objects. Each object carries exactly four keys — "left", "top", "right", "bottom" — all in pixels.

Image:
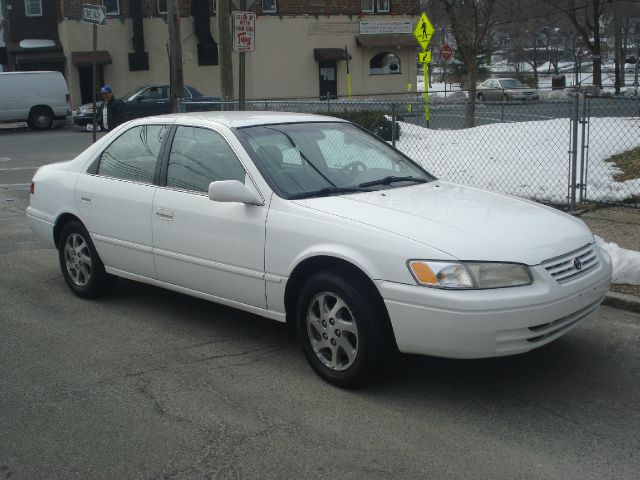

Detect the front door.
[
  {"left": 152, "top": 125, "right": 268, "bottom": 309},
  {"left": 319, "top": 61, "right": 337, "bottom": 99},
  {"left": 78, "top": 65, "right": 104, "bottom": 104}
]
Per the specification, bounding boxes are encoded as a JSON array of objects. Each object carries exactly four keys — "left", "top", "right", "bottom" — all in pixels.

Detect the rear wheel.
[
  {"left": 58, "top": 221, "right": 115, "bottom": 298},
  {"left": 477, "top": 93, "right": 485, "bottom": 101},
  {"left": 28, "top": 107, "right": 54, "bottom": 130},
  {"left": 296, "top": 270, "right": 392, "bottom": 387}
]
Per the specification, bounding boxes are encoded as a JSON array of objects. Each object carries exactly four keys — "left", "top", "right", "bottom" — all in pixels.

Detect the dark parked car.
[{"left": 73, "top": 84, "right": 220, "bottom": 126}]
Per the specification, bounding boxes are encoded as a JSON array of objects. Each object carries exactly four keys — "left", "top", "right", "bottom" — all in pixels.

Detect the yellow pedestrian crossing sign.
[
  {"left": 419, "top": 51, "right": 432, "bottom": 64},
  {"left": 414, "top": 12, "right": 435, "bottom": 50}
]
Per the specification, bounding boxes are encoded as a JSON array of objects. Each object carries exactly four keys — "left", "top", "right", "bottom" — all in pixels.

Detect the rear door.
[{"left": 76, "top": 123, "right": 170, "bottom": 278}]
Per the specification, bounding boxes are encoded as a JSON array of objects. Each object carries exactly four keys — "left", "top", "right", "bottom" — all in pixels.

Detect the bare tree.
[
  {"left": 545, "top": 0, "right": 609, "bottom": 88},
  {"left": 438, "top": 0, "right": 497, "bottom": 127}
]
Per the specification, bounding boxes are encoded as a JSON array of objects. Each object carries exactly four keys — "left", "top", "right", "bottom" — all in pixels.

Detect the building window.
[
  {"left": 103, "top": 0, "right": 120, "bottom": 16},
  {"left": 262, "top": 0, "right": 277, "bottom": 14},
  {"left": 24, "top": 0, "right": 43, "bottom": 17},
  {"left": 370, "top": 52, "right": 400, "bottom": 75},
  {"left": 362, "top": 0, "right": 390, "bottom": 13},
  {"left": 157, "top": 0, "right": 167, "bottom": 14}
]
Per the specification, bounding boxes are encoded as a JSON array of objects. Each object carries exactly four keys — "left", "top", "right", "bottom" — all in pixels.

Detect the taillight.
[
  {"left": 30, "top": 182, "right": 35, "bottom": 194},
  {"left": 66, "top": 94, "right": 71, "bottom": 104}
]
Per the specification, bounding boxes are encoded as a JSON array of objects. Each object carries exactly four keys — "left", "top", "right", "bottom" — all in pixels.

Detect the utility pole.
[
  {"left": 217, "top": 0, "right": 234, "bottom": 106},
  {"left": 613, "top": 0, "right": 621, "bottom": 94},
  {"left": 168, "top": 0, "right": 184, "bottom": 113}
]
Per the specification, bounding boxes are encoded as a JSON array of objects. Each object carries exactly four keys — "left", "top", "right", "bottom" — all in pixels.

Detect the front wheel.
[
  {"left": 296, "top": 271, "right": 392, "bottom": 387},
  {"left": 58, "top": 221, "right": 115, "bottom": 298}
]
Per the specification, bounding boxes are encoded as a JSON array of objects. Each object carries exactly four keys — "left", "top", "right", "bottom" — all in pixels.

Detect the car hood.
[{"left": 293, "top": 181, "right": 592, "bottom": 265}]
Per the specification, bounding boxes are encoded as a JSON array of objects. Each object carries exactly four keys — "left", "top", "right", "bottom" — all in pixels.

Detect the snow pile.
[
  {"left": 595, "top": 236, "right": 640, "bottom": 285},
  {"left": 395, "top": 117, "right": 640, "bottom": 204}
]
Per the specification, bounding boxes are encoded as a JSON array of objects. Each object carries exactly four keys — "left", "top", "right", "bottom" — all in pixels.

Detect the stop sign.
[{"left": 441, "top": 44, "right": 453, "bottom": 61}]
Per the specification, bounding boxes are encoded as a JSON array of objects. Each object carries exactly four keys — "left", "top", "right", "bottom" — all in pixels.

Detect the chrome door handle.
[
  {"left": 80, "top": 192, "right": 92, "bottom": 203},
  {"left": 156, "top": 208, "right": 174, "bottom": 220}
]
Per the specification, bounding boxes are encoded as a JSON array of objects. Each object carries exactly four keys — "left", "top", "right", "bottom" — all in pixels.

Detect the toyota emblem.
[{"left": 573, "top": 257, "right": 583, "bottom": 270}]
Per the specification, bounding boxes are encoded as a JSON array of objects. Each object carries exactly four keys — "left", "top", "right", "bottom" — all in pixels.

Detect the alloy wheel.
[
  {"left": 63, "top": 233, "right": 92, "bottom": 287},
  {"left": 306, "top": 292, "right": 359, "bottom": 371}
]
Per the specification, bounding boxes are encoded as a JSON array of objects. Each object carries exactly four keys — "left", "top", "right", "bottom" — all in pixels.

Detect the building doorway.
[
  {"left": 78, "top": 65, "right": 104, "bottom": 105},
  {"left": 319, "top": 61, "right": 337, "bottom": 99}
]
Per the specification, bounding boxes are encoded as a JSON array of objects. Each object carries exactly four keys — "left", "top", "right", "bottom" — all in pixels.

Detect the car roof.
[{"left": 140, "top": 111, "right": 349, "bottom": 128}]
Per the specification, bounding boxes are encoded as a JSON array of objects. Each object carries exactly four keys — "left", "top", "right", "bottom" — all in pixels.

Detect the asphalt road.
[{"left": 1, "top": 126, "right": 640, "bottom": 479}]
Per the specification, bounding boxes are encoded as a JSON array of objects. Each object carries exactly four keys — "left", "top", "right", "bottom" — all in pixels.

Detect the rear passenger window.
[
  {"left": 166, "top": 126, "right": 246, "bottom": 193},
  {"left": 98, "top": 125, "right": 167, "bottom": 183}
]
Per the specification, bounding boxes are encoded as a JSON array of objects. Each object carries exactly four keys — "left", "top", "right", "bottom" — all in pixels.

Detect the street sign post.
[
  {"left": 414, "top": 12, "right": 434, "bottom": 121},
  {"left": 82, "top": 4, "right": 106, "bottom": 143},
  {"left": 233, "top": 8, "right": 255, "bottom": 110}
]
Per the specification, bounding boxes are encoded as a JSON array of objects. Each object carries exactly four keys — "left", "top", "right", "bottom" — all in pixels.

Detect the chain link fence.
[{"left": 180, "top": 88, "right": 640, "bottom": 209}]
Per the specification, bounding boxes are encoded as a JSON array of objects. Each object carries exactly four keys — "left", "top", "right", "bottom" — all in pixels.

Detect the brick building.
[{"left": 2, "top": 1, "right": 420, "bottom": 106}]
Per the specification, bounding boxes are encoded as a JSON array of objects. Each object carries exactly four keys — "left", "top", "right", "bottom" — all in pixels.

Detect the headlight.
[
  {"left": 78, "top": 105, "right": 93, "bottom": 114},
  {"left": 408, "top": 260, "right": 532, "bottom": 289}
]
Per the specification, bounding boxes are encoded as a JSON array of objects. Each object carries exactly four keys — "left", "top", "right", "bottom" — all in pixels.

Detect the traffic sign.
[
  {"left": 419, "top": 51, "right": 432, "bottom": 64},
  {"left": 82, "top": 4, "right": 106, "bottom": 26},
  {"left": 413, "top": 12, "right": 434, "bottom": 50},
  {"left": 233, "top": 11, "right": 256, "bottom": 52},
  {"left": 441, "top": 44, "right": 453, "bottom": 61}
]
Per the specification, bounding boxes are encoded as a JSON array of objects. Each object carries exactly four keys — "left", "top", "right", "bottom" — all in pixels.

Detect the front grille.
[{"left": 542, "top": 243, "right": 599, "bottom": 284}]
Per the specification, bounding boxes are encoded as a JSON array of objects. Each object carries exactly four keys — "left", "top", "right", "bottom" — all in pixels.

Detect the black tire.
[
  {"left": 58, "top": 221, "right": 115, "bottom": 299},
  {"left": 295, "top": 270, "right": 392, "bottom": 388},
  {"left": 28, "top": 107, "right": 54, "bottom": 130}
]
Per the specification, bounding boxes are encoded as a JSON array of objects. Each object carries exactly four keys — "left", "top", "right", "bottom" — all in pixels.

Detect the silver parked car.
[{"left": 477, "top": 78, "right": 539, "bottom": 101}]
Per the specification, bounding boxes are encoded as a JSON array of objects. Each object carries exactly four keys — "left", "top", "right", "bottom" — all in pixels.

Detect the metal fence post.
[
  {"left": 569, "top": 92, "right": 580, "bottom": 210},
  {"left": 327, "top": 92, "right": 331, "bottom": 113},
  {"left": 501, "top": 88, "right": 505, "bottom": 123},
  {"left": 578, "top": 94, "right": 588, "bottom": 203},
  {"left": 391, "top": 103, "right": 397, "bottom": 147}
]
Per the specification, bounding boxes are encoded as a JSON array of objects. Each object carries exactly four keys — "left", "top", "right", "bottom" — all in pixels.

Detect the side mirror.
[
  {"left": 208, "top": 180, "right": 262, "bottom": 205},
  {"left": 136, "top": 96, "right": 144, "bottom": 102}
]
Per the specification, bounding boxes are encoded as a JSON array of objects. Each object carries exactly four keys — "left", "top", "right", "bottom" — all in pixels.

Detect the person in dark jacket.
[{"left": 98, "top": 85, "right": 126, "bottom": 131}]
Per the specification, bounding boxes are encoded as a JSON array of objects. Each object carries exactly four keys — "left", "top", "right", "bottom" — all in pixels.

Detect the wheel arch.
[
  {"left": 53, "top": 213, "right": 84, "bottom": 249},
  {"left": 283, "top": 255, "right": 395, "bottom": 345},
  {"left": 28, "top": 104, "right": 54, "bottom": 117}
]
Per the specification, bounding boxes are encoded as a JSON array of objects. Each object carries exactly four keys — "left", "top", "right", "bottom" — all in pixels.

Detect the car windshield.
[
  {"left": 499, "top": 79, "right": 525, "bottom": 89},
  {"left": 237, "top": 122, "right": 434, "bottom": 199}
]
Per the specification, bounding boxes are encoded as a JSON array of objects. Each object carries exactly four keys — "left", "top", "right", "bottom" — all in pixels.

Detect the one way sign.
[{"left": 82, "top": 4, "right": 106, "bottom": 26}]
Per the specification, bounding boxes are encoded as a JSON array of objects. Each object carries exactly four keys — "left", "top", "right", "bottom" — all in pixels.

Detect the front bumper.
[{"left": 378, "top": 256, "right": 612, "bottom": 359}]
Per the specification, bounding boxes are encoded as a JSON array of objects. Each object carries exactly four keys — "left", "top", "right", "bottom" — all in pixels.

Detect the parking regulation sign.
[{"left": 233, "top": 11, "right": 255, "bottom": 52}]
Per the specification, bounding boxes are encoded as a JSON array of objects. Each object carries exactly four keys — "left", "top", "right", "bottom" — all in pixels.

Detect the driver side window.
[{"left": 166, "top": 126, "right": 246, "bottom": 193}]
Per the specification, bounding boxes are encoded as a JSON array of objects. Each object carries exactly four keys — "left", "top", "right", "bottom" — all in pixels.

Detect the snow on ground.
[
  {"left": 395, "top": 117, "right": 640, "bottom": 204},
  {"left": 596, "top": 236, "right": 640, "bottom": 285}
]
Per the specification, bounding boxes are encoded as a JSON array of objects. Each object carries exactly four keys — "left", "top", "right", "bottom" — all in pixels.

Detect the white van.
[{"left": 0, "top": 71, "right": 71, "bottom": 130}]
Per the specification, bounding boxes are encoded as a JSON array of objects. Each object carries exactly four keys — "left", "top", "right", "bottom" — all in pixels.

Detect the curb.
[{"left": 603, "top": 291, "right": 640, "bottom": 314}]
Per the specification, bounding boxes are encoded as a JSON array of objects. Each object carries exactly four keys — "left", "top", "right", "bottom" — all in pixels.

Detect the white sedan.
[{"left": 27, "top": 112, "right": 612, "bottom": 387}]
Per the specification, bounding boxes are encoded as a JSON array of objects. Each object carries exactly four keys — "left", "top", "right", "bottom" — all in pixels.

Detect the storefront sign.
[{"left": 359, "top": 20, "right": 412, "bottom": 35}]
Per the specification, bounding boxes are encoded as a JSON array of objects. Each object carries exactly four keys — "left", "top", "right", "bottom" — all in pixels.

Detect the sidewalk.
[{"left": 578, "top": 206, "right": 640, "bottom": 312}]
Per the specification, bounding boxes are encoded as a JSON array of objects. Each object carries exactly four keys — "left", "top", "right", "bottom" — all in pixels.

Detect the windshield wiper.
[
  {"left": 358, "top": 176, "right": 430, "bottom": 188},
  {"left": 289, "top": 186, "right": 370, "bottom": 200}
]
